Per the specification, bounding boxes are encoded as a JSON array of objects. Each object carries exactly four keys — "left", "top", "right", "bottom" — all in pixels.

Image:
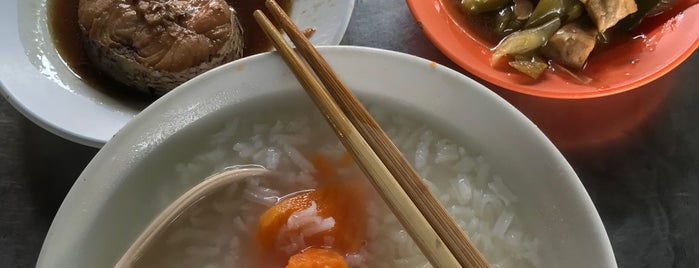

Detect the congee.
[{"left": 130, "top": 103, "right": 540, "bottom": 268}]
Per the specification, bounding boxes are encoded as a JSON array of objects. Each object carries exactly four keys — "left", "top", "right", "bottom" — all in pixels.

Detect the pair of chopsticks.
[{"left": 253, "top": 1, "right": 489, "bottom": 267}]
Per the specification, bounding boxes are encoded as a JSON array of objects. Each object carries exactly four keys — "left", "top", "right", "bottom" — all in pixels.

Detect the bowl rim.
[{"left": 406, "top": 0, "right": 699, "bottom": 99}]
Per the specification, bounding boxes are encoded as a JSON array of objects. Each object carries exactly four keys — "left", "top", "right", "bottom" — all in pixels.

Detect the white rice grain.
[
  {"left": 264, "top": 147, "right": 281, "bottom": 170},
  {"left": 492, "top": 210, "right": 515, "bottom": 239},
  {"left": 242, "top": 186, "right": 277, "bottom": 207},
  {"left": 451, "top": 175, "right": 472, "bottom": 205},
  {"left": 435, "top": 142, "right": 459, "bottom": 164},
  {"left": 452, "top": 155, "right": 476, "bottom": 174},
  {"left": 283, "top": 144, "right": 315, "bottom": 172},
  {"left": 488, "top": 176, "right": 519, "bottom": 206},
  {"left": 210, "top": 118, "right": 239, "bottom": 146},
  {"left": 414, "top": 130, "right": 433, "bottom": 170},
  {"left": 301, "top": 217, "right": 336, "bottom": 237},
  {"left": 232, "top": 216, "right": 247, "bottom": 233},
  {"left": 232, "top": 142, "right": 255, "bottom": 158}
]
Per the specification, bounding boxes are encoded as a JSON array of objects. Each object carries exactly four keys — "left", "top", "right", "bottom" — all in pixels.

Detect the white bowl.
[
  {"left": 0, "top": 0, "right": 355, "bottom": 148},
  {"left": 37, "top": 46, "right": 616, "bottom": 267}
]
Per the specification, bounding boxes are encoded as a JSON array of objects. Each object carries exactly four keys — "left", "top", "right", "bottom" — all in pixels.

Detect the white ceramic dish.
[
  {"left": 36, "top": 46, "right": 616, "bottom": 267},
  {"left": 0, "top": 0, "right": 355, "bottom": 148}
]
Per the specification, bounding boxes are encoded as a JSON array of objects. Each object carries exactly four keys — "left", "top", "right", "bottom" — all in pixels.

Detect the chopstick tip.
[
  {"left": 252, "top": 9, "right": 268, "bottom": 25},
  {"left": 265, "top": 0, "right": 282, "bottom": 10}
]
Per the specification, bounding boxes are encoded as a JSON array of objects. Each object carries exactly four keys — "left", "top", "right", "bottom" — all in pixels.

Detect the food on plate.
[
  {"left": 455, "top": 0, "right": 683, "bottom": 80},
  {"left": 129, "top": 104, "right": 541, "bottom": 267},
  {"left": 77, "top": 0, "right": 243, "bottom": 95},
  {"left": 49, "top": 0, "right": 291, "bottom": 96}
]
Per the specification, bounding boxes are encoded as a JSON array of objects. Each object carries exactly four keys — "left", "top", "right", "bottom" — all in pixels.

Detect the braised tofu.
[
  {"left": 579, "top": 0, "right": 638, "bottom": 32},
  {"left": 543, "top": 23, "right": 597, "bottom": 69}
]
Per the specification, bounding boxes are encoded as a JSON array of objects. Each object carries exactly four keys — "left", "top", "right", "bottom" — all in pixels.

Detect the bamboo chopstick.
[
  {"left": 254, "top": 3, "right": 488, "bottom": 267},
  {"left": 252, "top": 10, "right": 461, "bottom": 268},
  {"left": 260, "top": 0, "right": 490, "bottom": 267}
]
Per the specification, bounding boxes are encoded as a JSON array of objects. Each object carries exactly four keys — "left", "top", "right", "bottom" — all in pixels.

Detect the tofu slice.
[
  {"left": 543, "top": 23, "right": 598, "bottom": 69},
  {"left": 579, "top": 0, "right": 638, "bottom": 32}
]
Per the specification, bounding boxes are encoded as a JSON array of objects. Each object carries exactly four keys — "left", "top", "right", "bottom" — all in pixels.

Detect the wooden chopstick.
[
  {"left": 261, "top": 0, "right": 489, "bottom": 267},
  {"left": 255, "top": 3, "right": 488, "bottom": 267},
  {"left": 252, "top": 9, "right": 462, "bottom": 268}
]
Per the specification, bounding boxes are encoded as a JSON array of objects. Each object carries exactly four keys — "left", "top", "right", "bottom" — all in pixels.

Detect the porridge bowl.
[{"left": 37, "top": 46, "right": 616, "bottom": 267}]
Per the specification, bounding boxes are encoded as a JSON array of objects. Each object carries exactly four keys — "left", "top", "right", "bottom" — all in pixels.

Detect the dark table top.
[{"left": 1, "top": 1, "right": 698, "bottom": 267}]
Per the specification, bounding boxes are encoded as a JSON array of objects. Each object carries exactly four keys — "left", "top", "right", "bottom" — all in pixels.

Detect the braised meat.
[{"left": 78, "top": 0, "right": 244, "bottom": 95}]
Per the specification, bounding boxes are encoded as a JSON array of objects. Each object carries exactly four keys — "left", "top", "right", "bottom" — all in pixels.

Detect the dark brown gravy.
[
  {"left": 47, "top": 0, "right": 291, "bottom": 98},
  {"left": 230, "top": 0, "right": 292, "bottom": 56}
]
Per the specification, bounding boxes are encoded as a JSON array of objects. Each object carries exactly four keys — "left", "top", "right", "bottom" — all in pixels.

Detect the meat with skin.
[
  {"left": 579, "top": 0, "right": 638, "bottom": 33},
  {"left": 78, "top": 0, "right": 244, "bottom": 95},
  {"left": 543, "top": 23, "right": 597, "bottom": 69}
]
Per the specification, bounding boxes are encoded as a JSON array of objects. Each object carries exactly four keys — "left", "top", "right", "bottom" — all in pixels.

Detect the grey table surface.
[{"left": 1, "top": 0, "right": 698, "bottom": 267}]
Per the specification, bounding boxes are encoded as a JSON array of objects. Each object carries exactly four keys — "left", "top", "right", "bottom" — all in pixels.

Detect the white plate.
[
  {"left": 0, "top": 0, "right": 355, "bottom": 148},
  {"left": 37, "top": 46, "right": 616, "bottom": 267}
]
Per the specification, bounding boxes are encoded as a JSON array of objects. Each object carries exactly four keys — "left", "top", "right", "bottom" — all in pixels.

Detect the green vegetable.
[
  {"left": 564, "top": 0, "right": 584, "bottom": 22},
  {"left": 460, "top": 0, "right": 513, "bottom": 15},
  {"left": 492, "top": 18, "right": 561, "bottom": 64},
  {"left": 506, "top": 14, "right": 526, "bottom": 34},
  {"left": 525, "top": 0, "right": 565, "bottom": 27},
  {"left": 525, "top": 0, "right": 583, "bottom": 27},
  {"left": 513, "top": 0, "right": 534, "bottom": 20},
  {"left": 495, "top": 7, "right": 526, "bottom": 37},
  {"left": 495, "top": 7, "right": 514, "bottom": 35}
]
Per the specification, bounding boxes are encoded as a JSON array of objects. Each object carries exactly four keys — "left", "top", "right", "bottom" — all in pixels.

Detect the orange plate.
[{"left": 406, "top": 0, "right": 699, "bottom": 99}]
